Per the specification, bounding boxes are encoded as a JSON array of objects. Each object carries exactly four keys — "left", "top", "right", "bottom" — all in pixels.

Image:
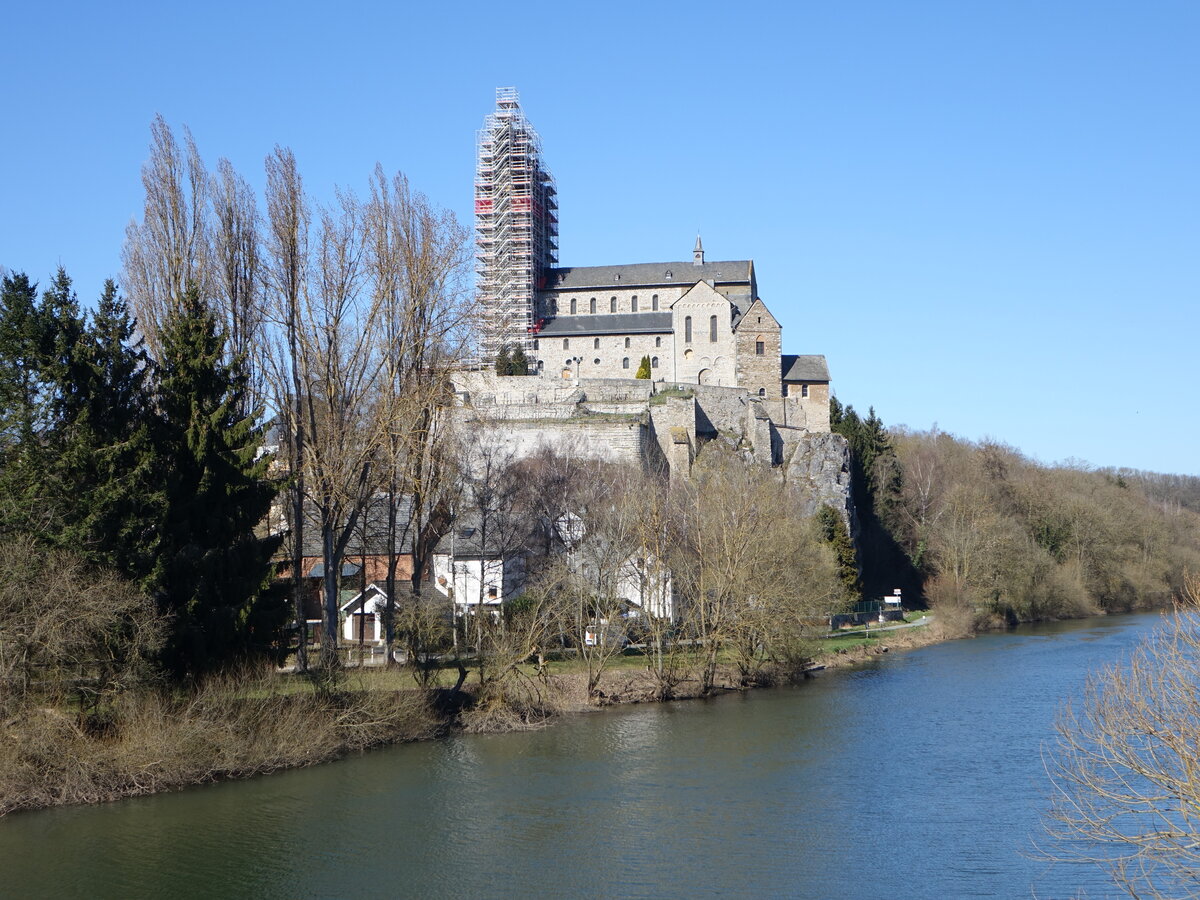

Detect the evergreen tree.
[
  {"left": 52, "top": 280, "right": 162, "bottom": 577},
  {"left": 494, "top": 345, "right": 512, "bottom": 375},
  {"left": 151, "top": 286, "right": 285, "bottom": 676},
  {"left": 817, "top": 504, "right": 861, "bottom": 601},
  {"left": 0, "top": 273, "right": 43, "bottom": 496},
  {"left": 509, "top": 345, "right": 529, "bottom": 375},
  {"left": 636, "top": 355, "right": 651, "bottom": 379}
]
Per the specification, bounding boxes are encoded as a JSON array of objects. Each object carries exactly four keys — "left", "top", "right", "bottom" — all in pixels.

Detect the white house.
[
  {"left": 431, "top": 523, "right": 528, "bottom": 617},
  {"left": 339, "top": 583, "right": 393, "bottom": 644}
]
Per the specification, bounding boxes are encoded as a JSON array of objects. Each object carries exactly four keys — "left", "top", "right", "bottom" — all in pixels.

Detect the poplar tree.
[{"left": 152, "top": 286, "right": 284, "bottom": 676}]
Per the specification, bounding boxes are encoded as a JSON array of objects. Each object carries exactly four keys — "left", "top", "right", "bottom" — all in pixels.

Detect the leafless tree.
[
  {"left": 1043, "top": 573, "right": 1200, "bottom": 898},
  {"left": 364, "top": 166, "right": 471, "bottom": 666},
  {"left": 122, "top": 115, "right": 211, "bottom": 353},
  {"left": 210, "top": 157, "right": 266, "bottom": 409},
  {"left": 262, "top": 146, "right": 311, "bottom": 671}
]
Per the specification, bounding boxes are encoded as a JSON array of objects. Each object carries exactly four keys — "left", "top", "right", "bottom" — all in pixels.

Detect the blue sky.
[{"left": 4, "top": 1, "right": 1197, "bottom": 475}]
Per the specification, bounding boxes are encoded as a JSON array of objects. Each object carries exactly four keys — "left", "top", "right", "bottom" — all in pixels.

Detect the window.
[
  {"left": 758, "top": 388, "right": 766, "bottom": 396},
  {"left": 624, "top": 337, "right": 631, "bottom": 349},
  {"left": 801, "top": 384, "right": 809, "bottom": 398},
  {"left": 709, "top": 315, "right": 718, "bottom": 342},
  {"left": 655, "top": 336, "right": 661, "bottom": 348},
  {"left": 651, "top": 356, "right": 659, "bottom": 368},
  {"left": 651, "top": 294, "right": 659, "bottom": 311},
  {"left": 593, "top": 337, "right": 600, "bottom": 349},
  {"left": 589, "top": 297, "right": 597, "bottom": 314},
  {"left": 610, "top": 297, "right": 617, "bottom": 313},
  {"left": 532, "top": 339, "right": 539, "bottom": 350},
  {"left": 563, "top": 338, "right": 569, "bottom": 350},
  {"left": 570, "top": 298, "right": 577, "bottom": 315},
  {"left": 755, "top": 340, "right": 765, "bottom": 356},
  {"left": 631, "top": 296, "right": 638, "bottom": 312},
  {"left": 593, "top": 358, "right": 600, "bottom": 365},
  {"left": 549, "top": 298, "right": 558, "bottom": 315},
  {"left": 684, "top": 316, "right": 692, "bottom": 343},
  {"left": 622, "top": 357, "right": 630, "bottom": 369}
]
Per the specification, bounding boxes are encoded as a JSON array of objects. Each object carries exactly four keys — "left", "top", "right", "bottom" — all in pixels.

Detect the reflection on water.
[{"left": 0, "top": 613, "right": 1160, "bottom": 899}]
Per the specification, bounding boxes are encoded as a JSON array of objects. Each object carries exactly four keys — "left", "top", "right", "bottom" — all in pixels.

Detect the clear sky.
[{"left": 3, "top": 1, "right": 1197, "bottom": 475}]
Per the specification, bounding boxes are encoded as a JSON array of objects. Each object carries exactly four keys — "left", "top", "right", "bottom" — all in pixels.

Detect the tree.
[
  {"left": 151, "top": 286, "right": 284, "bottom": 677},
  {"left": 494, "top": 345, "right": 511, "bottom": 375},
  {"left": 635, "top": 355, "right": 651, "bottom": 379},
  {"left": 1044, "top": 574, "right": 1200, "bottom": 898},
  {"left": 122, "top": 115, "right": 211, "bottom": 355},
  {"left": 263, "top": 145, "right": 311, "bottom": 672},
  {"left": 817, "top": 504, "right": 861, "bottom": 602}
]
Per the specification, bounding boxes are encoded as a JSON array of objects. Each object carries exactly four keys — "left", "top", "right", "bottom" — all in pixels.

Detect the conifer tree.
[
  {"left": 509, "top": 345, "right": 529, "bottom": 375},
  {"left": 636, "top": 355, "right": 651, "bottom": 379},
  {"left": 817, "top": 504, "right": 861, "bottom": 601},
  {"left": 152, "top": 286, "right": 285, "bottom": 676},
  {"left": 51, "top": 280, "right": 161, "bottom": 577},
  {"left": 494, "top": 345, "right": 512, "bottom": 375}
]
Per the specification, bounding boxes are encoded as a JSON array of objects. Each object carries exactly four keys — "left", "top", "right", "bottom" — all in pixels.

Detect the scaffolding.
[{"left": 475, "top": 87, "right": 558, "bottom": 361}]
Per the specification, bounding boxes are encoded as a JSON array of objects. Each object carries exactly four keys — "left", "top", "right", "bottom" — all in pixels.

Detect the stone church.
[{"left": 475, "top": 88, "right": 828, "bottom": 405}]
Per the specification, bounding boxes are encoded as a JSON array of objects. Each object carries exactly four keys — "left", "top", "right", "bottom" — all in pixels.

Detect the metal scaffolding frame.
[{"left": 475, "top": 87, "right": 558, "bottom": 360}]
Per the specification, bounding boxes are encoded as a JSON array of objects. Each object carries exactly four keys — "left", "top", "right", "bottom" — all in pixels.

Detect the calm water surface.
[{"left": 0, "top": 612, "right": 1162, "bottom": 898}]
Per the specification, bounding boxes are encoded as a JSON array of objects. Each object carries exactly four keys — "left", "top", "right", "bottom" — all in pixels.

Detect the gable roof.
[
  {"left": 781, "top": 354, "right": 830, "bottom": 382},
  {"left": 544, "top": 260, "right": 753, "bottom": 291}
]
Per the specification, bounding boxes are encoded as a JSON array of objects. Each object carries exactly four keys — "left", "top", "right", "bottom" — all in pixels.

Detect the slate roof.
[
  {"left": 537, "top": 312, "right": 672, "bottom": 337},
  {"left": 300, "top": 495, "right": 417, "bottom": 557},
  {"left": 781, "top": 354, "right": 830, "bottom": 382},
  {"left": 544, "top": 260, "right": 753, "bottom": 291}
]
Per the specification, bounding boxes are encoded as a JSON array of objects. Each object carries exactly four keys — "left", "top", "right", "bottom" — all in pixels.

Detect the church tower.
[{"left": 474, "top": 88, "right": 558, "bottom": 360}]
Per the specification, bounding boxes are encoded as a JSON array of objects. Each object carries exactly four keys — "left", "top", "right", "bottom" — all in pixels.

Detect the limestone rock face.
[{"left": 783, "top": 431, "right": 854, "bottom": 521}]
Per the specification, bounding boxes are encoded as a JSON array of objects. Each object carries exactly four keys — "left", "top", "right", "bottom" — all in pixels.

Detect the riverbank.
[{"left": 0, "top": 617, "right": 962, "bottom": 818}]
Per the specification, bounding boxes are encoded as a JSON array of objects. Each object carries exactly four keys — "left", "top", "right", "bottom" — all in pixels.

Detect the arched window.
[
  {"left": 610, "top": 296, "right": 617, "bottom": 313},
  {"left": 655, "top": 336, "right": 661, "bottom": 348},
  {"left": 549, "top": 298, "right": 558, "bottom": 315},
  {"left": 651, "top": 294, "right": 659, "bottom": 311},
  {"left": 624, "top": 337, "right": 630, "bottom": 349},
  {"left": 651, "top": 356, "right": 659, "bottom": 368},
  {"left": 570, "top": 298, "right": 577, "bottom": 315},
  {"left": 563, "top": 338, "right": 569, "bottom": 350},
  {"left": 593, "top": 337, "right": 600, "bottom": 349},
  {"left": 631, "top": 296, "right": 638, "bottom": 312},
  {"left": 622, "top": 357, "right": 630, "bottom": 369},
  {"left": 709, "top": 315, "right": 718, "bottom": 342},
  {"left": 532, "top": 339, "right": 539, "bottom": 350},
  {"left": 684, "top": 316, "right": 692, "bottom": 343},
  {"left": 758, "top": 388, "right": 766, "bottom": 396},
  {"left": 589, "top": 297, "right": 596, "bottom": 314}
]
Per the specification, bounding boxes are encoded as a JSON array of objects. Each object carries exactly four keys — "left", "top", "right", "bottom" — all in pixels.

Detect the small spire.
[{"left": 693, "top": 234, "right": 704, "bottom": 266}]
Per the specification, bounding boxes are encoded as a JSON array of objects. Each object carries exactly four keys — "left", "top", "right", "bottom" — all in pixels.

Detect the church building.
[{"left": 475, "top": 89, "right": 826, "bottom": 401}]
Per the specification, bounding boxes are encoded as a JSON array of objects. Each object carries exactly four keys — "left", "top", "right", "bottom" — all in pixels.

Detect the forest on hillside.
[{"left": 832, "top": 400, "right": 1200, "bottom": 632}]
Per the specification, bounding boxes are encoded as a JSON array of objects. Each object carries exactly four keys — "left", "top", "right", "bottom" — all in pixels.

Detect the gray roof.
[
  {"left": 300, "top": 495, "right": 417, "bottom": 557},
  {"left": 537, "top": 312, "right": 672, "bottom": 337},
  {"left": 544, "top": 260, "right": 753, "bottom": 291},
  {"left": 781, "top": 354, "right": 830, "bottom": 382}
]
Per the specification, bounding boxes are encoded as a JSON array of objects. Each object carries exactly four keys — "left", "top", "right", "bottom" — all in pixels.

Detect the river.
[{"left": 0, "top": 612, "right": 1163, "bottom": 898}]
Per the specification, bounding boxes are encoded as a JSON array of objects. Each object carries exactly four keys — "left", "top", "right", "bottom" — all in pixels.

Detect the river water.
[{"left": 0, "top": 612, "right": 1163, "bottom": 898}]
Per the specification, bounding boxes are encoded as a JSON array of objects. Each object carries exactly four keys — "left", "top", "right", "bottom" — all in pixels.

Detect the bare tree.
[
  {"left": 1043, "top": 573, "right": 1200, "bottom": 898},
  {"left": 122, "top": 115, "right": 211, "bottom": 353},
  {"left": 210, "top": 158, "right": 266, "bottom": 409},
  {"left": 297, "top": 190, "right": 386, "bottom": 669},
  {"left": 262, "top": 146, "right": 311, "bottom": 672},
  {"left": 365, "top": 166, "right": 471, "bottom": 666}
]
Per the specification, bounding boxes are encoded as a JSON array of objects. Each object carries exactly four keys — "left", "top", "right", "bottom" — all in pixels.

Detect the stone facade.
[{"left": 734, "top": 299, "right": 784, "bottom": 397}]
